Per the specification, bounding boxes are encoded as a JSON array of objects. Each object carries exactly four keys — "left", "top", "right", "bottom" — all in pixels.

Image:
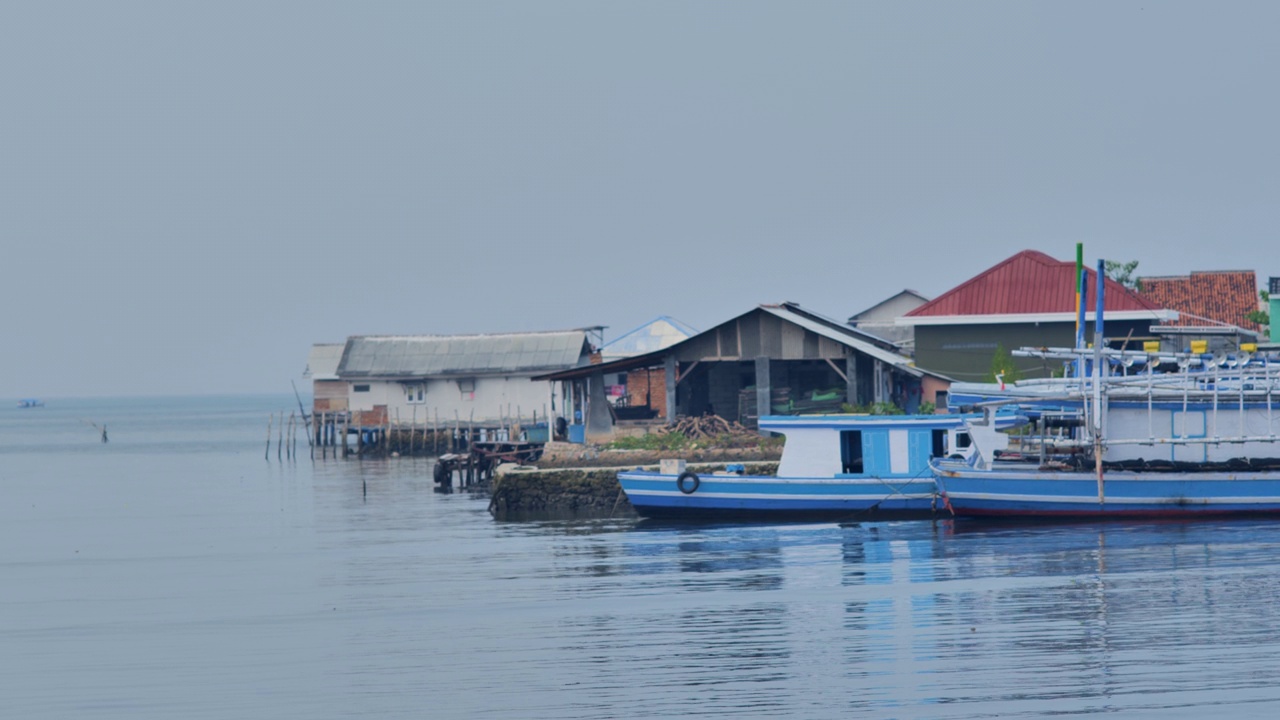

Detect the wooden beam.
[
  {"left": 665, "top": 354, "right": 677, "bottom": 424},
  {"left": 755, "top": 356, "right": 771, "bottom": 435},
  {"left": 824, "top": 357, "right": 848, "bottom": 383},
  {"left": 846, "top": 355, "right": 859, "bottom": 407},
  {"left": 676, "top": 360, "right": 701, "bottom": 385}
]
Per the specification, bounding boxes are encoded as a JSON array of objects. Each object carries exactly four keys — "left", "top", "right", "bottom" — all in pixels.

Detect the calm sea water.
[{"left": 6, "top": 396, "right": 1280, "bottom": 718}]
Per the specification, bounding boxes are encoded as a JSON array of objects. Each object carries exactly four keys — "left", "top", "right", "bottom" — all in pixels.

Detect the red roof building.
[
  {"left": 905, "top": 250, "right": 1165, "bottom": 320},
  {"left": 1138, "top": 270, "right": 1261, "bottom": 332},
  {"left": 900, "top": 250, "right": 1177, "bottom": 384}
]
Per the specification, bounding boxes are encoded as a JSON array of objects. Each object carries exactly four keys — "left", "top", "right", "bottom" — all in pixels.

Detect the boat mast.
[{"left": 1093, "top": 258, "right": 1105, "bottom": 505}]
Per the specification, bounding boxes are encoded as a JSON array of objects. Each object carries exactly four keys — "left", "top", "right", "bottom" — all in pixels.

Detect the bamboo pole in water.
[
  {"left": 265, "top": 414, "right": 273, "bottom": 460},
  {"left": 291, "top": 380, "right": 313, "bottom": 450},
  {"left": 277, "top": 411, "right": 284, "bottom": 462}
]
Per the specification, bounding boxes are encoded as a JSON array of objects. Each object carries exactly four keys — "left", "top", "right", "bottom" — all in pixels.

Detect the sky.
[{"left": 4, "top": 2, "right": 1279, "bottom": 398}]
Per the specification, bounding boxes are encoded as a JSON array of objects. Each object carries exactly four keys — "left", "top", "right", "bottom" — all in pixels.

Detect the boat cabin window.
[
  {"left": 932, "top": 429, "right": 946, "bottom": 457},
  {"left": 840, "top": 430, "right": 863, "bottom": 474},
  {"left": 955, "top": 431, "right": 971, "bottom": 449}
]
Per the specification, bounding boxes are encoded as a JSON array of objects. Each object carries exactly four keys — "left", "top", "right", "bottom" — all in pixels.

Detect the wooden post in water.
[
  {"left": 265, "top": 414, "right": 273, "bottom": 461},
  {"left": 341, "top": 413, "right": 349, "bottom": 457},
  {"left": 277, "top": 411, "right": 284, "bottom": 462},
  {"left": 291, "top": 380, "right": 313, "bottom": 451},
  {"left": 410, "top": 406, "right": 417, "bottom": 455},
  {"left": 433, "top": 408, "right": 439, "bottom": 455}
]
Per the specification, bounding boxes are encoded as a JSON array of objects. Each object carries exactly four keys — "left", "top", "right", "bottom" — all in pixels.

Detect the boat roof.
[{"left": 758, "top": 413, "right": 1020, "bottom": 431}]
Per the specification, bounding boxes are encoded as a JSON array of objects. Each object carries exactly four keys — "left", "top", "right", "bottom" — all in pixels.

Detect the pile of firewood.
[{"left": 668, "top": 415, "right": 754, "bottom": 440}]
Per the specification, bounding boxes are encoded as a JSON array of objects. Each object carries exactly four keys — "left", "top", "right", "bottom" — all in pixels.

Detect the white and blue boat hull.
[
  {"left": 618, "top": 469, "right": 941, "bottom": 520},
  {"left": 934, "top": 462, "right": 1280, "bottom": 518}
]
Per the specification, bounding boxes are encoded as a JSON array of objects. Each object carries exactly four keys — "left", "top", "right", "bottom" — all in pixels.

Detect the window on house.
[
  {"left": 353, "top": 384, "right": 370, "bottom": 393},
  {"left": 405, "top": 384, "right": 426, "bottom": 404},
  {"left": 840, "top": 430, "right": 863, "bottom": 474}
]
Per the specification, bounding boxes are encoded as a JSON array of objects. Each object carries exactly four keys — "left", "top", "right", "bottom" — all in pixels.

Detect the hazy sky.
[{"left": 4, "top": 2, "right": 1279, "bottom": 398}]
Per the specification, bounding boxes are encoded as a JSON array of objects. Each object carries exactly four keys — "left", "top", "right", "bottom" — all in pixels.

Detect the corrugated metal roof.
[
  {"left": 906, "top": 250, "right": 1163, "bottom": 317},
  {"left": 1139, "top": 270, "right": 1261, "bottom": 330},
  {"left": 537, "top": 303, "right": 950, "bottom": 382},
  {"left": 758, "top": 304, "right": 940, "bottom": 379},
  {"left": 601, "top": 316, "right": 698, "bottom": 359},
  {"left": 304, "top": 344, "right": 344, "bottom": 380},
  {"left": 336, "top": 331, "right": 589, "bottom": 378}
]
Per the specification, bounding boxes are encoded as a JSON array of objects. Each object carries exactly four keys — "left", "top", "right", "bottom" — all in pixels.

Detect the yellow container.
[
  {"left": 1143, "top": 340, "right": 1160, "bottom": 353},
  {"left": 1190, "top": 340, "right": 1208, "bottom": 355},
  {"left": 1242, "top": 343, "right": 1258, "bottom": 352}
]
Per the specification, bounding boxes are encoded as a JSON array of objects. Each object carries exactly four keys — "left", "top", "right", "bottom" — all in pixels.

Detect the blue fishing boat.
[
  {"left": 933, "top": 258, "right": 1280, "bottom": 519},
  {"left": 618, "top": 413, "right": 1022, "bottom": 520},
  {"left": 17, "top": 399, "right": 44, "bottom": 408},
  {"left": 933, "top": 374, "right": 1280, "bottom": 518}
]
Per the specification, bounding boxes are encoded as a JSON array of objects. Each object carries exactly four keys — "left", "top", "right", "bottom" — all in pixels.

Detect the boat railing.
[{"left": 994, "top": 345, "right": 1280, "bottom": 453}]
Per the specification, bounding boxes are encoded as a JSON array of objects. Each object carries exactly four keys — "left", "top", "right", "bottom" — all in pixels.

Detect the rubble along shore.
[{"left": 486, "top": 442, "right": 784, "bottom": 520}]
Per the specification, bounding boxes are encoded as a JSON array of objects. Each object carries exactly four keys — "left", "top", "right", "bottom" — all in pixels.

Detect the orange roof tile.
[{"left": 1138, "top": 270, "right": 1261, "bottom": 331}]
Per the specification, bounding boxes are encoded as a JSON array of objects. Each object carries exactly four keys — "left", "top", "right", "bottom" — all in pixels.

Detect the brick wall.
[{"left": 626, "top": 368, "right": 667, "bottom": 419}]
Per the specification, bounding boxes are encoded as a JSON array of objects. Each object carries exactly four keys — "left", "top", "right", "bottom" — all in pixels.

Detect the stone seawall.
[{"left": 488, "top": 461, "right": 780, "bottom": 521}]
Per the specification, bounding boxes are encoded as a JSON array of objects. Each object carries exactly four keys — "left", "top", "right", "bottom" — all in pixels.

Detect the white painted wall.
[
  {"left": 347, "top": 375, "right": 556, "bottom": 425},
  {"left": 776, "top": 430, "right": 841, "bottom": 478},
  {"left": 1105, "top": 405, "right": 1280, "bottom": 463}
]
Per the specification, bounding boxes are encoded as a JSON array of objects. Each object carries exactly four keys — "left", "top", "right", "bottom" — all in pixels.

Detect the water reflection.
[
  {"left": 299, "top": 455, "right": 1280, "bottom": 718},
  {"left": 34, "top": 416, "right": 1278, "bottom": 720}
]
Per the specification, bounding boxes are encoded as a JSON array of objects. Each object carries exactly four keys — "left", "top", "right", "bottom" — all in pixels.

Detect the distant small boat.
[{"left": 17, "top": 399, "right": 44, "bottom": 408}]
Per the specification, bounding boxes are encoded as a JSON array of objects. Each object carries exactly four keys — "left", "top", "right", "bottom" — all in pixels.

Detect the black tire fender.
[
  {"left": 676, "top": 470, "right": 700, "bottom": 494},
  {"left": 433, "top": 462, "right": 451, "bottom": 485}
]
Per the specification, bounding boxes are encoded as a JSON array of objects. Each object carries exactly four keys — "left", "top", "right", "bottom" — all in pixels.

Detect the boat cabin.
[{"left": 762, "top": 415, "right": 982, "bottom": 479}]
